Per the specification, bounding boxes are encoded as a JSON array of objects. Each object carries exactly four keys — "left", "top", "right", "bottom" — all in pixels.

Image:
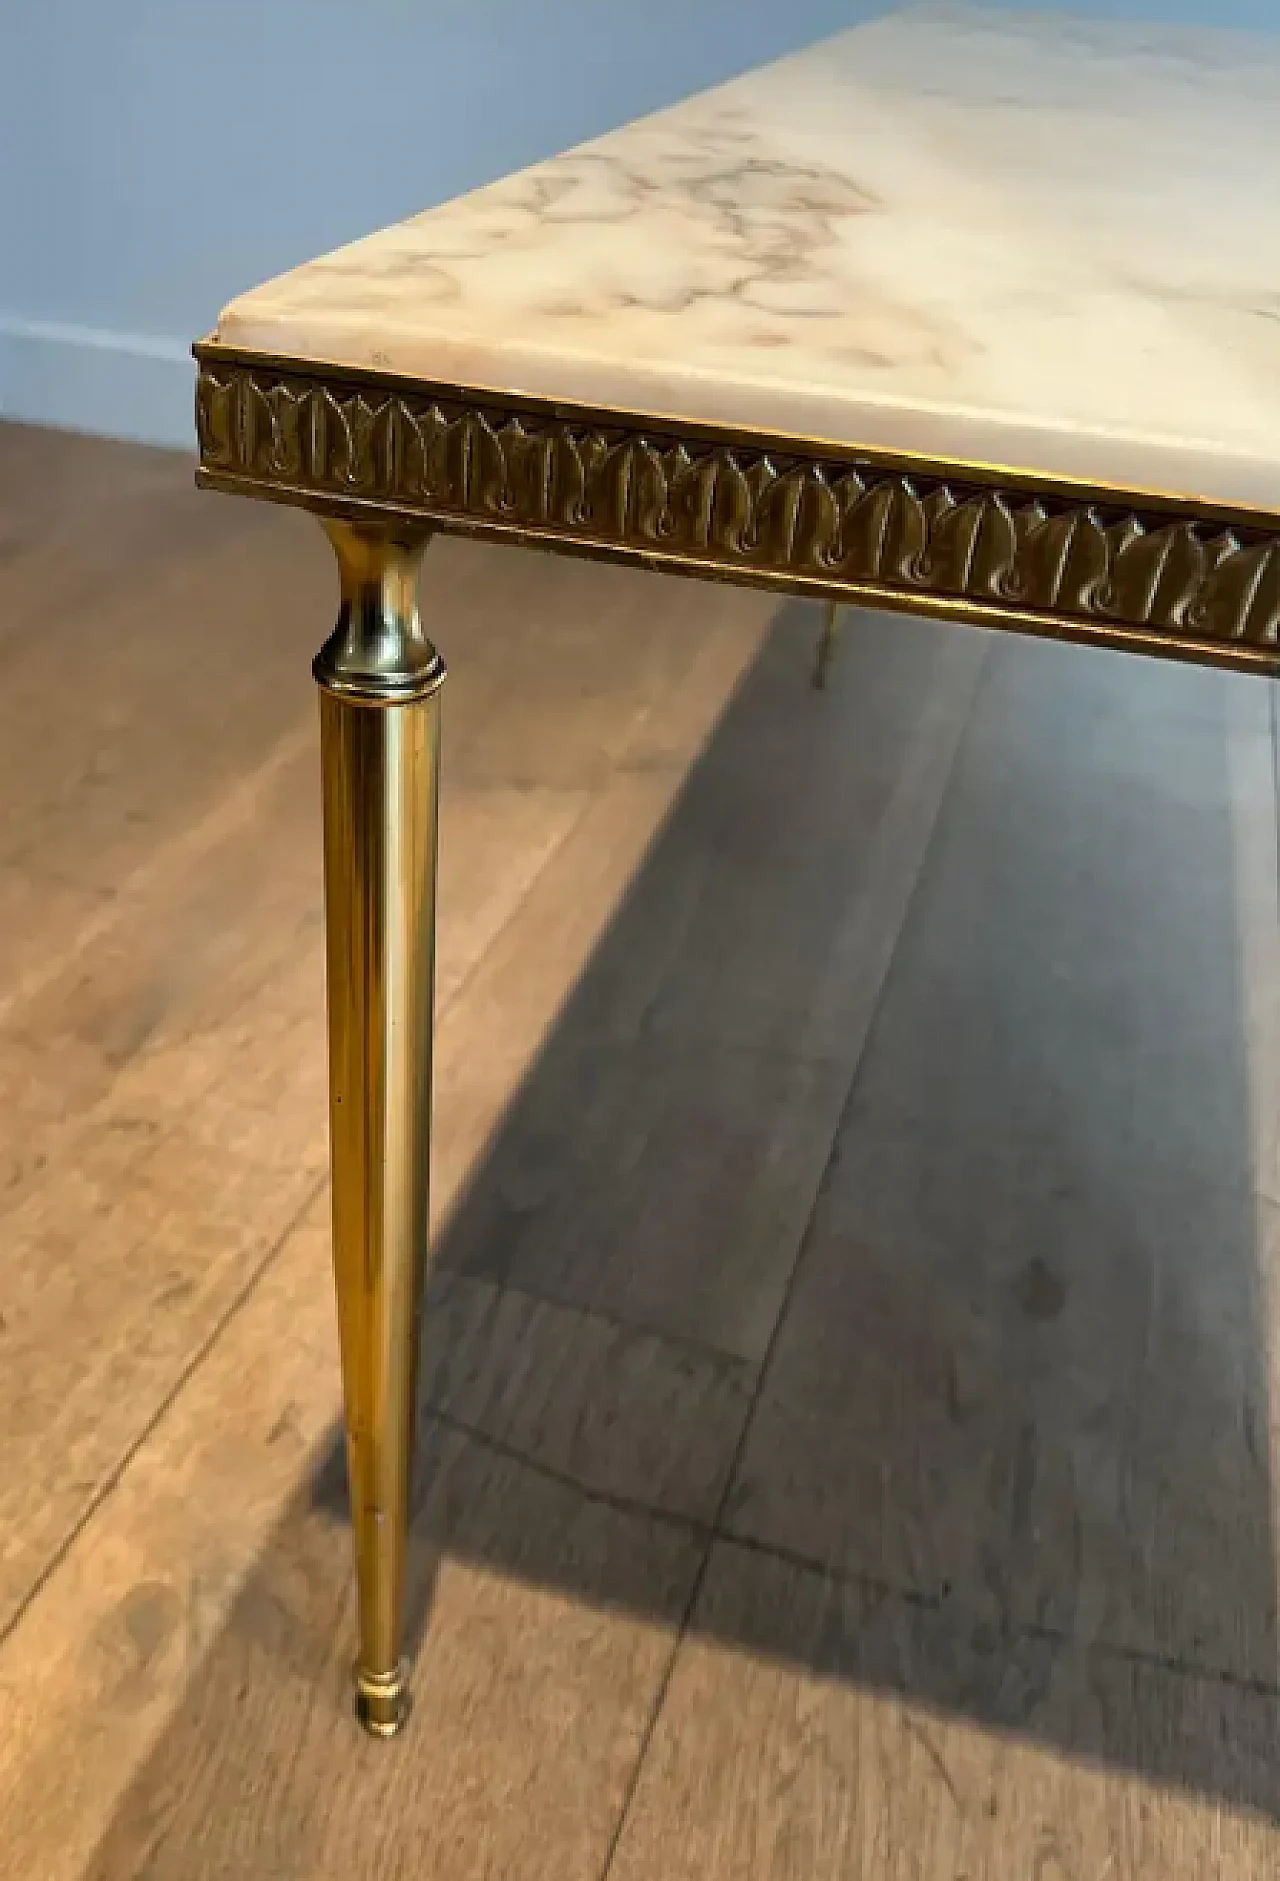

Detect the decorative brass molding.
[{"left": 195, "top": 344, "right": 1280, "bottom": 673}]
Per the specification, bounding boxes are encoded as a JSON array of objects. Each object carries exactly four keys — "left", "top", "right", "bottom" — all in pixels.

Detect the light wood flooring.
[{"left": 2, "top": 419, "right": 1279, "bottom": 1878}]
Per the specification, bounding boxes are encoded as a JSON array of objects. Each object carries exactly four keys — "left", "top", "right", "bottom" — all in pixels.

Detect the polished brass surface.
[
  {"left": 195, "top": 341, "right": 1280, "bottom": 675},
  {"left": 813, "top": 600, "right": 841, "bottom": 689},
  {"left": 316, "top": 521, "right": 444, "bottom": 1738},
  {"left": 315, "top": 520, "right": 445, "bottom": 704}
]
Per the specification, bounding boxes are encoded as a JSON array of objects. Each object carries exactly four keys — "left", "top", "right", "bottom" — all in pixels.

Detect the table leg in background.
[{"left": 813, "top": 598, "right": 842, "bottom": 690}]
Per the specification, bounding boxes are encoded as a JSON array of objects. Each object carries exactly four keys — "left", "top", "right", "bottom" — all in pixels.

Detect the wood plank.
[
  {"left": 0, "top": 462, "right": 770, "bottom": 916},
  {"left": 0, "top": 750, "right": 605, "bottom": 1628},
  {"left": 444, "top": 1035, "right": 850, "bottom": 1361},
  {"left": 430, "top": 604, "right": 984, "bottom": 1069},
  {"left": 821, "top": 634, "right": 1275, "bottom": 1198},
  {"left": 0, "top": 1197, "right": 343, "bottom": 1881},
  {"left": 433, "top": 536, "right": 779, "bottom": 793},
  {"left": 0, "top": 422, "right": 187, "bottom": 586},
  {"left": 0, "top": 502, "right": 324, "bottom": 898},
  {"left": 87, "top": 1428, "right": 698, "bottom": 1881},
  {"left": 438, "top": 607, "right": 986, "bottom": 1357},
  {"left": 1, "top": 757, "right": 592, "bottom": 1188},
  {"left": 609, "top": 1542, "right": 1280, "bottom": 1881},
  {"left": 728, "top": 634, "right": 1280, "bottom": 1684},
  {"left": 0, "top": 1192, "right": 706, "bottom": 1881},
  {"left": 0, "top": 1041, "right": 326, "bottom": 1624},
  {"left": 11, "top": 419, "right": 1276, "bottom": 1874},
  {"left": 0, "top": 427, "right": 780, "bottom": 1872},
  {"left": 422, "top": 1272, "right": 753, "bottom": 1524},
  {"left": 0, "top": 426, "right": 775, "bottom": 1641},
  {"left": 593, "top": 607, "right": 989, "bottom": 1059}
]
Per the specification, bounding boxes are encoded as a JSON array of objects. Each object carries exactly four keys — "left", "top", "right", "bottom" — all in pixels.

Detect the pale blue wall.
[
  {"left": 1004, "top": 0, "right": 1276, "bottom": 17},
  {"left": 0, "top": 0, "right": 867, "bottom": 446},
  {"left": 1, "top": 0, "right": 1275, "bottom": 447}
]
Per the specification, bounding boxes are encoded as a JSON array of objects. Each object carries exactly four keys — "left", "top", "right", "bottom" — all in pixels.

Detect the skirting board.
[{"left": 0, "top": 315, "right": 195, "bottom": 450}]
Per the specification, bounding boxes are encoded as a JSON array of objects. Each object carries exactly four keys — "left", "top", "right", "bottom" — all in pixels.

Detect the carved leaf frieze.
[{"left": 195, "top": 361, "right": 1280, "bottom": 653}]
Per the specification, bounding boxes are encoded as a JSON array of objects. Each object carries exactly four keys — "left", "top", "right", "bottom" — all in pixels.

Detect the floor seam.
[
  {"left": 590, "top": 636, "right": 993, "bottom": 1881},
  {"left": 425, "top": 1404, "right": 710, "bottom": 1542},
  {"left": 711, "top": 637, "right": 992, "bottom": 1503},
  {"left": 0, "top": 1170, "right": 329, "bottom": 1660},
  {"left": 432, "top": 785, "right": 604, "bottom": 1028},
  {"left": 427, "top": 1399, "right": 1280, "bottom": 1707},
  {"left": 430, "top": 1268, "right": 760, "bottom": 1374},
  {"left": 433, "top": 630, "right": 724, "bottom": 1030},
  {"left": 0, "top": 720, "right": 318, "bottom": 1031}
]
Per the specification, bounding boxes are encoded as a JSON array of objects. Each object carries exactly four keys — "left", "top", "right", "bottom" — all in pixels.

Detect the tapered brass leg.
[
  {"left": 812, "top": 599, "right": 842, "bottom": 689},
  {"left": 313, "top": 520, "right": 445, "bottom": 1739}
]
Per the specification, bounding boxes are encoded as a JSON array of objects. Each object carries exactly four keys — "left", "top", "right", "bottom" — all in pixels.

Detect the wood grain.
[
  {"left": 86, "top": 1422, "right": 699, "bottom": 1881},
  {"left": 0, "top": 1198, "right": 702, "bottom": 1881},
  {"left": 5, "top": 421, "right": 1278, "bottom": 1879},
  {"left": 609, "top": 1542, "right": 1280, "bottom": 1881},
  {"left": 439, "top": 607, "right": 985, "bottom": 1358},
  {"left": 421, "top": 1272, "right": 753, "bottom": 1523},
  {"left": 728, "top": 634, "right": 1280, "bottom": 1685},
  {"left": 0, "top": 424, "right": 776, "bottom": 1641}
]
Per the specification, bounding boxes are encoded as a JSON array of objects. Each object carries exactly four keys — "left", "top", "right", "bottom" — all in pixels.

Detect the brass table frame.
[{"left": 193, "top": 337, "right": 1280, "bottom": 1736}]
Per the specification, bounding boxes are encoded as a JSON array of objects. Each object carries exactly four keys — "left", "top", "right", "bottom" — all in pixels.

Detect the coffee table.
[{"left": 192, "top": 3, "right": 1280, "bottom": 1736}]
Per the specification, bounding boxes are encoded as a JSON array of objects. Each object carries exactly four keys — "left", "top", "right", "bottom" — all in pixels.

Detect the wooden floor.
[{"left": 2, "top": 419, "right": 1279, "bottom": 1878}]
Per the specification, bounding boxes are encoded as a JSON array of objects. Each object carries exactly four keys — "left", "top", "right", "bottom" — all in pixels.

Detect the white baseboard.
[{"left": 0, "top": 314, "right": 195, "bottom": 450}]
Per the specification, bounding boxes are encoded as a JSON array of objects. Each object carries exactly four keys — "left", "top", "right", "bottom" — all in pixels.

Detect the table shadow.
[{"left": 87, "top": 599, "right": 1280, "bottom": 1872}]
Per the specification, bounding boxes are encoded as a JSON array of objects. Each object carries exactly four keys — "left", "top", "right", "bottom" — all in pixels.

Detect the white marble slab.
[{"left": 214, "top": 4, "right": 1280, "bottom": 511}]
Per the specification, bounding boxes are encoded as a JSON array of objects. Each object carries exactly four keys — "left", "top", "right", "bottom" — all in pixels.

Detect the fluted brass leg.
[
  {"left": 313, "top": 520, "right": 445, "bottom": 1739},
  {"left": 812, "top": 599, "right": 842, "bottom": 689}
]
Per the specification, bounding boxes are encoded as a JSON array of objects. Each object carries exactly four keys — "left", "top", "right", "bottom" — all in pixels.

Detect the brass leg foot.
[
  {"left": 355, "top": 1661, "right": 412, "bottom": 1739},
  {"left": 314, "top": 520, "right": 445, "bottom": 1740},
  {"left": 813, "top": 599, "right": 842, "bottom": 689}
]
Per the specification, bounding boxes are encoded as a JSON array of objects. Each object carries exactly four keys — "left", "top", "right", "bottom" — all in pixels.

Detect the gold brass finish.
[
  {"left": 315, "top": 521, "right": 445, "bottom": 1739},
  {"left": 195, "top": 341, "right": 1280, "bottom": 676},
  {"left": 813, "top": 600, "right": 841, "bottom": 689}
]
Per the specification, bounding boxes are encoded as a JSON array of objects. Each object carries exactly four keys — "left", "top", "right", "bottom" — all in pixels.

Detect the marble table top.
[{"left": 214, "top": 4, "right": 1280, "bottom": 512}]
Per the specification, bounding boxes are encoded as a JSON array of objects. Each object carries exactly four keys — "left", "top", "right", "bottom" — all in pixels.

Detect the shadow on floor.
[{"left": 89, "top": 598, "right": 1280, "bottom": 1870}]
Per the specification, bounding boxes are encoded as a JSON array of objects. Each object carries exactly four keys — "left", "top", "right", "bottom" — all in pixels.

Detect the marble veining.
[{"left": 214, "top": 5, "right": 1280, "bottom": 510}]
